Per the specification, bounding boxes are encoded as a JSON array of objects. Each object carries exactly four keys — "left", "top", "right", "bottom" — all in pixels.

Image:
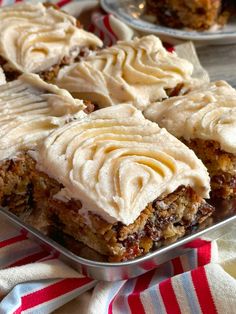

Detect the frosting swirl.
[
  {"left": 0, "top": 73, "right": 86, "bottom": 161},
  {"left": 36, "top": 104, "right": 210, "bottom": 225},
  {"left": 0, "top": 3, "right": 102, "bottom": 73},
  {"left": 55, "top": 35, "right": 194, "bottom": 111},
  {"left": 144, "top": 81, "right": 236, "bottom": 155}
]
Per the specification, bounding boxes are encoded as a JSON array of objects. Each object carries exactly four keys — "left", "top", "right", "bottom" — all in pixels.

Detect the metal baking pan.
[{"left": 1, "top": 198, "right": 236, "bottom": 281}]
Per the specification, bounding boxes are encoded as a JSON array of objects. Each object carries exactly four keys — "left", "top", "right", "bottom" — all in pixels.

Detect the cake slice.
[
  {"left": 0, "top": 2, "right": 103, "bottom": 81},
  {"left": 27, "top": 104, "right": 213, "bottom": 262},
  {"left": 145, "top": 0, "right": 232, "bottom": 30},
  {"left": 54, "top": 35, "right": 199, "bottom": 111},
  {"left": 144, "top": 80, "right": 236, "bottom": 198},
  {"left": 0, "top": 73, "right": 88, "bottom": 215}
]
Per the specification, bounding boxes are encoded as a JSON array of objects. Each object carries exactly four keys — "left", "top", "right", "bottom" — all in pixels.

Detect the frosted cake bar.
[
  {"left": 55, "top": 35, "right": 197, "bottom": 111},
  {"left": 144, "top": 81, "right": 236, "bottom": 198},
  {"left": 31, "top": 104, "right": 214, "bottom": 261},
  {"left": 0, "top": 2, "right": 102, "bottom": 81},
  {"left": 0, "top": 73, "right": 87, "bottom": 216}
]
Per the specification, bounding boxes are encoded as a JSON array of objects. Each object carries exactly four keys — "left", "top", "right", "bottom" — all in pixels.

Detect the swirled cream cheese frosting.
[
  {"left": 0, "top": 2, "right": 102, "bottom": 74},
  {"left": 35, "top": 104, "right": 210, "bottom": 225},
  {"left": 55, "top": 35, "right": 194, "bottom": 111},
  {"left": 0, "top": 73, "right": 86, "bottom": 161},
  {"left": 144, "top": 81, "right": 236, "bottom": 155}
]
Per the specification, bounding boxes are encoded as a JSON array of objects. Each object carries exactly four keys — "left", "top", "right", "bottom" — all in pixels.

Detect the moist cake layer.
[
  {"left": 55, "top": 35, "right": 198, "bottom": 111},
  {"left": 0, "top": 2, "right": 102, "bottom": 78},
  {"left": 183, "top": 139, "right": 236, "bottom": 198},
  {"left": 49, "top": 185, "right": 213, "bottom": 261},
  {"left": 144, "top": 80, "right": 236, "bottom": 198}
]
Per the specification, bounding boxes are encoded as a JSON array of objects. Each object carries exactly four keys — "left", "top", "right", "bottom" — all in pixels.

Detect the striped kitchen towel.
[
  {"left": 0, "top": 220, "right": 97, "bottom": 313},
  {"left": 1, "top": 217, "right": 228, "bottom": 314},
  {"left": 1, "top": 217, "right": 236, "bottom": 314}
]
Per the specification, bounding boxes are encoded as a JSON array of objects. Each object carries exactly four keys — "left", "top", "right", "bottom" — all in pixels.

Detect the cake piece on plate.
[
  {"left": 55, "top": 35, "right": 198, "bottom": 111},
  {"left": 146, "top": 0, "right": 231, "bottom": 30},
  {"left": 30, "top": 104, "right": 213, "bottom": 262},
  {"left": 0, "top": 73, "right": 87, "bottom": 216},
  {"left": 144, "top": 81, "right": 236, "bottom": 198},
  {"left": 0, "top": 2, "right": 102, "bottom": 81}
]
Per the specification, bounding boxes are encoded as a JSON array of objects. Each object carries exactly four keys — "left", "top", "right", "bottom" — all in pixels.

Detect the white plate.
[{"left": 101, "top": 0, "right": 236, "bottom": 44}]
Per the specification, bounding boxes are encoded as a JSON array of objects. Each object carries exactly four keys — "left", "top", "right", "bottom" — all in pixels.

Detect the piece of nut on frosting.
[
  {"left": 144, "top": 80, "right": 236, "bottom": 198},
  {"left": 31, "top": 103, "right": 214, "bottom": 261},
  {"left": 0, "top": 2, "right": 103, "bottom": 80},
  {"left": 54, "top": 35, "right": 198, "bottom": 111}
]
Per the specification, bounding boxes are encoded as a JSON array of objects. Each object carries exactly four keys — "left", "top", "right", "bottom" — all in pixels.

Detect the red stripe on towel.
[
  {"left": 108, "top": 296, "right": 116, "bottom": 314},
  {"left": 8, "top": 251, "right": 50, "bottom": 267},
  {"left": 99, "top": 30, "right": 105, "bottom": 41},
  {"left": 13, "top": 278, "right": 93, "bottom": 314},
  {"left": 128, "top": 270, "right": 156, "bottom": 314},
  {"left": 103, "top": 15, "right": 118, "bottom": 40},
  {"left": 0, "top": 234, "right": 27, "bottom": 248},
  {"left": 88, "top": 23, "right": 95, "bottom": 33},
  {"left": 56, "top": 0, "right": 72, "bottom": 8},
  {"left": 108, "top": 285, "right": 124, "bottom": 314},
  {"left": 185, "top": 239, "right": 210, "bottom": 249},
  {"left": 191, "top": 267, "right": 217, "bottom": 314},
  {"left": 172, "top": 257, "right": 184, "bottom": 275},
  {"left": 197, "top": 242, "right": 212, "bottom": 266},
  {"left": 159, "top": 278, "right": 181, "bottom": 314}
]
